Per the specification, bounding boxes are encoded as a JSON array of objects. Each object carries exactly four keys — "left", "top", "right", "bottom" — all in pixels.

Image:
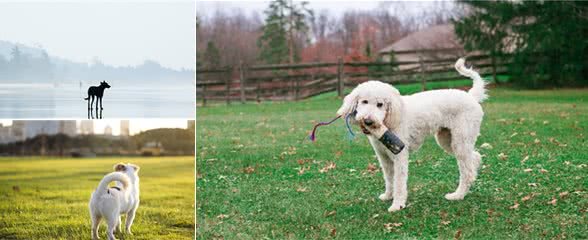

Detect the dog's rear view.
[{"left": 89, "top": 163, "right": 140, "bottom": 240}]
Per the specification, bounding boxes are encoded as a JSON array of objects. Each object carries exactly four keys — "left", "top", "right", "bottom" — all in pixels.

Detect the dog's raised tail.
[
  {"left": 455, "top": 58, "right": 487, "bottom": 103},
  {"left": 95, "top": 172, "right": 130, "bottom": 196}
]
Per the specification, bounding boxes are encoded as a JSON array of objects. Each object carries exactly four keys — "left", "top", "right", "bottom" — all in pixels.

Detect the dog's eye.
[
  {"left": 361, "top": 100, "right": 368, "bottom": 104},
  {"left": 377, "top": 103, "right": 383, "bottom": 108}
]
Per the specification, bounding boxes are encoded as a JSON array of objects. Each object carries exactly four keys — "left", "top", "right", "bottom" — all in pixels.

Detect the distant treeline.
[
  {"left": 0, "top": 41, "right": 193, "bottom": 84},
  {"left": 0, "top": 128, "right": 195, "bottom": 156}
]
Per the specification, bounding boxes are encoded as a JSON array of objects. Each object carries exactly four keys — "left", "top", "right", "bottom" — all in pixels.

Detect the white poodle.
[{"left": 336, "top": 58, "right": 486, "bottom": 212}]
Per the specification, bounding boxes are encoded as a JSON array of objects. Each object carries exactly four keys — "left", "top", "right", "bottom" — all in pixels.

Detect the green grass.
[
  {"left": 196, "top": 87, "right": 588, "bottom": 239},
  {"left": 0, "top": 156, "right": 194, "bottom": 240}
]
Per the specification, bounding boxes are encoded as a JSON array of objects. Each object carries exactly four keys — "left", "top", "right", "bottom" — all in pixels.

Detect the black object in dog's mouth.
[{"left": 360, "top": 124, "right": 371, "bottom": 134}]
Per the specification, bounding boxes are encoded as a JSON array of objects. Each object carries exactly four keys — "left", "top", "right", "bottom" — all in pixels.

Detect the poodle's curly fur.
[{"left": 337, "top": 58, "right": 486, "bottom": 212}]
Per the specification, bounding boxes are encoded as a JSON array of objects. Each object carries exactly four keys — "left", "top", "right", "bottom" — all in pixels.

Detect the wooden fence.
[{"left": 196, "top": 49, "right": 510, "bottom": 106}]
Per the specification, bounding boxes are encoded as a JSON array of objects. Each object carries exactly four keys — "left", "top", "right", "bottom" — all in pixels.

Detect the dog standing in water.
[
  {"left": 89, "top": 163, "right": 140, "bottom": 240},
  {"left": 85, "top": 81, "right": 111, "bottom": 110}
]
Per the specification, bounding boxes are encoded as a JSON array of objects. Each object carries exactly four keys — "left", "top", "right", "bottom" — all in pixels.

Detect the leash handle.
[{"left": 308, "top": 115, "right": 341, "bottom": 141}]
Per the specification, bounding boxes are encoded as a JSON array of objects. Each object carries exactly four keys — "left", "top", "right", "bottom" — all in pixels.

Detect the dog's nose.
[{"left": 363, "top": 118, "right": 374, "bottom": 126}]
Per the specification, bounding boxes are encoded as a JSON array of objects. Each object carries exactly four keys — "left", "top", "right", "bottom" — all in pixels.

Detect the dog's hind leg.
[
  {"left": 90, "top": 96, "right": 95, "bottom": 110},
  {"left": 445, "top": 126, "right": 481, "bottom": 200},
  {"left": 105, "top": 214, "right": 118, "bottom": 240},
  {"left": 125, "top": 208, "right": 137, "bottom": 234},
  {"left": 91, "top": 214, "right": 101, "bottom": 240}
]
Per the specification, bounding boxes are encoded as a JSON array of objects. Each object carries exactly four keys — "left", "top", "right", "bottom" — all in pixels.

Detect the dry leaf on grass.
[
  {"left": 319, "top": 162, "right": 336, "bottom": 173},
  {"left": 454, "top": 229, "right": 462, "bottom": 239},
  {"left": 498, "top": 153, "right": 508, "bottom": 161},
  {"left": 480, "top": 143, "right": 493, "bottom": 149},
  {"left": 524, "top": 168, "right": 533, "bottom": 173},
  {"left": 534, "top": 138, "right": 541, "bottom": 144},
  {"left": 540, "top": 168, "right": 548, "bottom": 173},
  {"left": 325, "top": 210, "right": 336, "bottom": 217},
  {"left": 367, "top": 163, "right": 379, "bottom": 173},
  {"left": 384, "top": 222, "right": 403, "bottom": 231},
  {"left": 521, "top": 155, "right": 529, "bottom": 163},
  {"left": 441, "top": 220, "right": 451, "bottom": 225},
  {"left": 522, "top": 194, "right": 535, "bottom": 202},
  {"left": 529, "top": 131, "right": 537, "bottom": 136},
  {"left": 296, "top": 187, "right": 308, "bottom": 193},
  {"left": 528, "top": 183, "right": 538, "bottom": 187},
  {"left": 559, "top": 191, "right": 569, "bottom": 198},
  {"left": 548, "top": 198, "right": 557, "bottom": 206},
  {"left": 217, "top": 214, "right": 229, "bottom": 220},
  {"left": 510, "top": 132, "right": 518, "bottom": 138},
  {"left": 243, "top": 166, "right": 255, "bottom": 174},
  {"left": 509, "top": 202, "right": 520, "bottom": 210},
  {"left": 298, "top": 166, "right": 310, "bottom": 175},
  {"left": 330, "top": 228, "right": 336, "bottom": 237}
]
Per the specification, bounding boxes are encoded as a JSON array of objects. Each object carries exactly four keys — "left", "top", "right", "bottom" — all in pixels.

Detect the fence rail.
[{"left": 196, "top": 49, "right": 510, "bottom": 105}]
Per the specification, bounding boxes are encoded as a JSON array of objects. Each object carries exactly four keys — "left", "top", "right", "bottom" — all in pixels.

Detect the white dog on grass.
[
  {"left": 89, "top": 163, "right": 140, "bottom": 240},
  {"left": 337, "top": 58, "right": 486, "bottom": 212}
]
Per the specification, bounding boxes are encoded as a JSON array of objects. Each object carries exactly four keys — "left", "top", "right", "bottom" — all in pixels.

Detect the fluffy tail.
[
  {"left": 455, "top": 58, "right": 487, "bottom": 102},
  {"left": 94, "top": 172, "right": 130, "bottom": 196}
]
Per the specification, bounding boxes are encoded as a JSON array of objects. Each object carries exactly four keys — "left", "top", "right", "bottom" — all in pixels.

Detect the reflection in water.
[{"left": 0, "top": 83, "right": 194, "bottom": 118}]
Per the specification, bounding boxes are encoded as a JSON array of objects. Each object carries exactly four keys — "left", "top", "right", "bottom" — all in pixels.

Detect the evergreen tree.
[
  {"left": 454, "top": 1, "right": 588, "bottom": 88},
  {"left": 203, "top": 41, "right": 221, "bottom": 68},
  {"left": 257, "top": 0, "right": 313, "bottom": 64}
]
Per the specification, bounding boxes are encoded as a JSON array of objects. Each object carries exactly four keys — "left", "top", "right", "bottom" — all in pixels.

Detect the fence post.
[
  {"left": 239, "top": 61, "right": 246, "bottom": 104},
  {"left": 225, "top": 67, "right": 231, "bottom": 105},
  {"left": 256, "top": 77, "right": 261, "bottom": 102},
  {"left": 418, "top": 54, "right": 426, "bottom": 91},
  {"left": 337, "top": 57, "right": 344, "bottom": 97},
  {"left": 201, "top": 84, "right": 207, "bottom": 107}
]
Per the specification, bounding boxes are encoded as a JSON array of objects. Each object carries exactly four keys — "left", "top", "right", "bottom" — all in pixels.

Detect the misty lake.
[{"left": 0, "top": 83, "right": 194, "bottom": 118}]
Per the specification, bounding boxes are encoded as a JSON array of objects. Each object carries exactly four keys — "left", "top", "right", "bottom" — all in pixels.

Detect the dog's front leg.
[
  {"left": 389, "top": 150, "right": 408, "bottom": 212},
  {"left": 369, "top": 137, "right": 394, "bottom": 201}
]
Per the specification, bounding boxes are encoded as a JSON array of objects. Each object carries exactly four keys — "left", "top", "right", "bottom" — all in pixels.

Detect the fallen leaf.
[
  {"left": 454, "top": 229, "right": 462, "bottom": 239},
  {"left": 534, "top": 138, "right": 541, "bottom": 144},
  {"left": 330, "top": 228, "right": 336, "bottom": 237},
  {"left": 372, "top": 214, "right": 380, "bottom": 219},
  {"left": 319, "top": 162, "right": 336, "bottom": 173},
  {"left": 510, "top": 132, "right": 518, "bottom": 138},
  {"left": 217, "top": 214, "right": 229, "bottom": 220},
  {"left": 543, "top": 120, "right": 549, "bottom": 125},
  {"left": 524, "top": 168, "right": 533, "bottom": 172},
  {"left": 548, "top": 198, "right": 557, "bottom": 206},
  {"left": 498, "top": 153, "right": 508, "bottom": 161},
  {"left": 522, "top": 194, "right": 534, "bottom": 202},
  {"left": 559, "top": 191, "right": 569, "bottom": 198},
  {"left": 540, "top": 168, "right": 548, "bottom": 173},
  {"left": 480, "top": 143, "right": 493, "bottom": 149},
  {"left": 441, "top": 220, "right": 451, "bottom": 225},
  {"left": 509, "top": 202, "right": 520, "bottom": 209},
  {"left": 529, "top": 131, "right": 537, "bottom": 136},
  {"left": 296, "top": 187, "right": 308, "bottom": 192},
  {"left": 528, "top": 183, "right": 538, "bottom": 187},
  {"left": 367, "top": 163, "right": 378, "bottom": 173},
  {"left": 521, "top": 155, "right": 529, "bottom": 163},
  {"left": 384, "top": 222, "right": 403, "bottom": 231},
  {"left": 325, "top": 210, "right": 336, "bottom": 217},
  {"left": 243, "top": 166, "right": 255, "bottom": 174},
  {"left": 298, "top": 166, "right": 310, "bottom": 175}
]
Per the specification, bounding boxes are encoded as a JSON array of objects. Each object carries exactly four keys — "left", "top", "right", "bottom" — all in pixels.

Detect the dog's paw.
[
  {"left": 378, "top": 192, "right": 393, "bottom": 201},
  {"left": 387, "top": 202, "right": 405, "bottom": 212},
  {"left": 444, "top": 192, "right": 465, "bottom": 201}
]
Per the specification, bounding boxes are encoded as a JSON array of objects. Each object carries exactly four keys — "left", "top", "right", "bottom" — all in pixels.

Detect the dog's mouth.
[{"left": 360, "top": 124, "right": 371, "bottom": 134}]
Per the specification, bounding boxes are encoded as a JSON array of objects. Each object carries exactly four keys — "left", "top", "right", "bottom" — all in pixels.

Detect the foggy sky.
[{"left": 0, "top": 1, "right": 195, "bottom": 70}]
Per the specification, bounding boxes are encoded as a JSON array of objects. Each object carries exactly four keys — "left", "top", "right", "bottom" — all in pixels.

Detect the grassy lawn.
[
  {"left": 196, "top": 87, "right": 587, "bottom": 239},
  {"left": 0, "top": 156, "right": 194, "bottom": 240}
]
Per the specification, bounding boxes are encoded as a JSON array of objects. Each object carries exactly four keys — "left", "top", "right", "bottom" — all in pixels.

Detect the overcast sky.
[
  {"left": 0, "top": 1, "right": 195, "bottom": 70},
  {"left": 196, "top": 1, "right": 447, "bottom": 20}
]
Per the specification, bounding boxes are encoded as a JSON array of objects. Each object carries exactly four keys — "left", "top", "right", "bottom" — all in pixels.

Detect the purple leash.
[{"left": 308, "top": 115, "right": 341, "bottom": 141}]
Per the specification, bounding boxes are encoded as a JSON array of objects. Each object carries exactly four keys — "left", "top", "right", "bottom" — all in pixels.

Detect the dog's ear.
[
  {"left": 384, "top": 88, "right": 404, "bottom": 131},
  {"left": 336, "top": 87, "right": 359, "bottom": 117},
  {"left": 114, "top": 163, "right": 126, "bottom": 172},
  {"left": 128, "top": 164, "right": 140, "bottom": 173}
]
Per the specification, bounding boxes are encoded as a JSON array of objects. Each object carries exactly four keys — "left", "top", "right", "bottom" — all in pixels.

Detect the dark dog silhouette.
[{"left": 84, "top": 81, "right": 111, "bottom": 110}]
